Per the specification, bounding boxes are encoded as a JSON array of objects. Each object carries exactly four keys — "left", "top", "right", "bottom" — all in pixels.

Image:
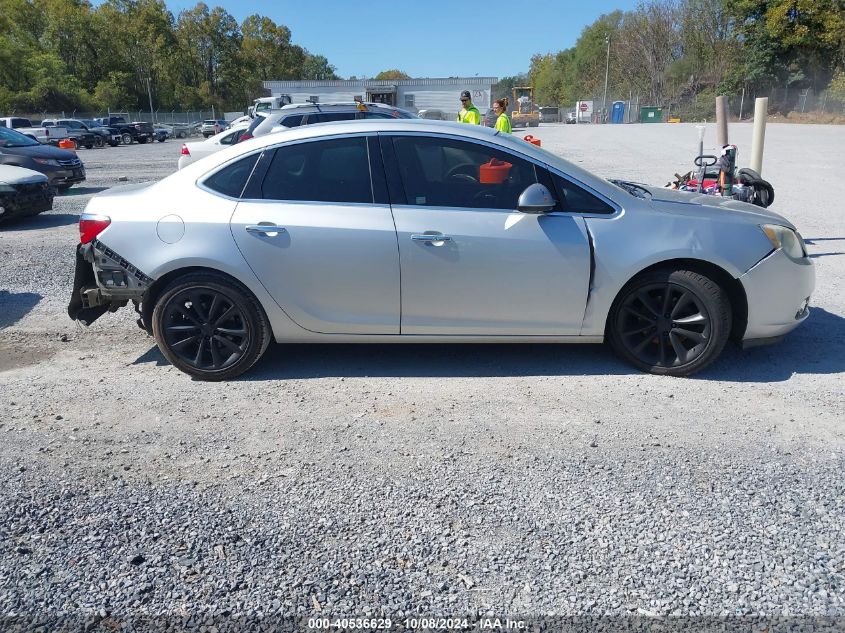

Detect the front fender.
[{"left": 579, "top": 205, "right": 773, "bottom": 336}]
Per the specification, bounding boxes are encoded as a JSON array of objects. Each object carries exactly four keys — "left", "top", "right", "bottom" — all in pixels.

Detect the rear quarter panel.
[{"left": 84, "top": 178, "right": 304, "bottom": 339}]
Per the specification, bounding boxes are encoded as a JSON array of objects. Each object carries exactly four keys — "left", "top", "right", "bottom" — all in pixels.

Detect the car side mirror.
[{"left": 517, "top": 183, "right": 555, "bottom": 214}]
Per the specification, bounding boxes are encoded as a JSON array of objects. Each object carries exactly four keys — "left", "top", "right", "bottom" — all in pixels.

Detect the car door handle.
[
  {"left": 246, "top": 224, "right": 287, "bottom": 237},
  {"left": 411, "top": 233, "right": 452, "bottom": 243}
]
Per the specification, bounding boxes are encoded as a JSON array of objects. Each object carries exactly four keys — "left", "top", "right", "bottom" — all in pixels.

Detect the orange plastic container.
[
  {"left": 479, "top": 159, "right": 512, "bottom": 184},
  {"left": 58, "top": 138, "right": 77, "bottom": 151},
  {"left": 523, "top": 135, "right": 541, "bottom": 147}
]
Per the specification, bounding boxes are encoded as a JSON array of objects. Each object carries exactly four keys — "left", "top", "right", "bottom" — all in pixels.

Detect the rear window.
[
  {"left": 203, "top": 153, "right": 260, "bottom": 198},
  {"left": 279, "top": 115, "right": 304, "bottom": 128}
]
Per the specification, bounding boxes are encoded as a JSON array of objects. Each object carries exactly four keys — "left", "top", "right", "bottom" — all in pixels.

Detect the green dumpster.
[{"left": 640, "top": 106, "right": 663, "bottom": 123}]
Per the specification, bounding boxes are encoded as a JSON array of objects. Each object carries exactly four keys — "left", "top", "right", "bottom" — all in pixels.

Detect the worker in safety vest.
[
  {"left": 457, "top": 90, "right": 481, "bottom": 124},
  {"left": 493, "top": 97, "right": 512, "bottom": 133}
]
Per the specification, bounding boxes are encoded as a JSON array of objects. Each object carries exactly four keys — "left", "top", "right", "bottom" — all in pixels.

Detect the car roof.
[
  {"left": 278, "top": 102, "right": 411, "bottom": 112},
  {"left": 223, "top": 119, "right": 525, "bottom": 156}
]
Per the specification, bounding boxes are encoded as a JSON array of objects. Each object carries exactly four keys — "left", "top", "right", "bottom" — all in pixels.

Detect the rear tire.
[
  {"left": 137, "top": 137, "right": 148, "bottom": 144},
  {"left": 152, "top": 272, "right": 272, "bottom": 381},
  {"left": 607, "top": 268, "right": 731, "bottom": 376}
]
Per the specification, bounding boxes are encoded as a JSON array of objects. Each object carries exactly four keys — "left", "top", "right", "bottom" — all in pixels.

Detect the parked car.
[
  {"left": 0, "top": 125, "right": 85, "bottom": 191},
  {"left": 201, "top": 120, "right": 229, "bottom": 138},
  {"left": 179, "top": 103, "right": 417, "bottom": 170},
  {"left": 153, "top": 125, "right": 170, "bottom": 142},
  {"left": 0, "top": 117, "right": 68, "bottom": 145},
  {"left": 417, "top": 109, "right": 445, "bottom": 120},
  {"left": 565, "top": 111, "right": 577, "bottom": 124},
  {"left": 481, "top": 108, "right": 497, "bottom": 128},
  {"left": 41, "top": 119, "right": 99, "bottom": 149},
  {"left": 177, "top": 122, "right": 250, "bottom": 169},
  {"left": 78, "top": 119, "right": 122, "bottom": 146},
  {"left": 247, "top": 102, "right": 417, "bottom": 140},
  {"left": 68, "top": 120, "right": 813, "bottom": 381},
  {"left": 0, "top": 164, "right": 55, "bottom": 223}
]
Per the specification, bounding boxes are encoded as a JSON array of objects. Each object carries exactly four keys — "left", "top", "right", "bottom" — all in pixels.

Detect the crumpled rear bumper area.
[{"left": 67, "top": 239, "right": 153, "bottom": 325}]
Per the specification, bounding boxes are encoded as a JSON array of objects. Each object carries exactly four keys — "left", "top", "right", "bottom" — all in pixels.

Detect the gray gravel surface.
[{"left": 0, "top": 124, "right": 844, "bottom": 623}]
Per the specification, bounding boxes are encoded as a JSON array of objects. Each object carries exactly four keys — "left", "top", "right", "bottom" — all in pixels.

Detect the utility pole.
[
  {"left": 602, "top": 34, "right": 611, "bottom": 124},
  {"left": 145, "top": 75, "right": 154, "bottom": 122}
]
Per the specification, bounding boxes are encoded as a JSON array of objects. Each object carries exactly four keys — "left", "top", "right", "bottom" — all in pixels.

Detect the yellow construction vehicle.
[{"left": 511, "top": 86, "right": 540, "bottom": 128}]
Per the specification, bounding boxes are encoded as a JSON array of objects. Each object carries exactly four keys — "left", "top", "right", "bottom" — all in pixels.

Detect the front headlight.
[
  {"left": 32, "top": 158, "right": 60, "bottom": 167},
  {"left": 760, "top": 224, "right": 807, "bottom": 259}
]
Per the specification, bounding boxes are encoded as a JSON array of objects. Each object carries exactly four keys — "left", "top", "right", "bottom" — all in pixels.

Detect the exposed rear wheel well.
[
  {"left": 608, "top": 259, "right": 748, "bottom": 343},
  {"left": 140, "top": 266, "right": 271, "bottom": 337}
]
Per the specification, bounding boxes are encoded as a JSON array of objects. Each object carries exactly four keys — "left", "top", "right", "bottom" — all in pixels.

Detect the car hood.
[
  {"left": 634, "top": 183, "right": 794, "bottom": 229},
  {"left": 0, "top": 143, "right": 80, "bottom": 161},
  {"left": 0, "top": 164, "right": 48, "bottom": 185}
]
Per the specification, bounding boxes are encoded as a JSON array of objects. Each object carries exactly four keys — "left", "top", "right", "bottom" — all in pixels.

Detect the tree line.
[
  {"left": 518, "top": 0, "right": 845, "bottom": 116},
  {"left": 0, "top": 0, "right": 339, "bottom": 114}
]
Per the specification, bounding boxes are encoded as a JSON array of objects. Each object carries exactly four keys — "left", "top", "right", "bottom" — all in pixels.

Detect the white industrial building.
[{"left": 262, "top": 77, "right": 497, "bottom": 120}]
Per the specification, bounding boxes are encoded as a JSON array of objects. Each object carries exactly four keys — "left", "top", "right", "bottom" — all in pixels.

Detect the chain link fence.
[
  {"left": 548, "top": 86, "right": 845, "bottom": 125},
  {"left": 8, "top": 110, "right": 247, "bottom": 138}
]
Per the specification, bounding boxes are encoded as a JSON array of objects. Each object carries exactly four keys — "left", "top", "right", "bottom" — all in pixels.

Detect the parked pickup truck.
[
  {"left": 93, "top": 116, "right": 154, "bottom": 144},
  {"left": 0, "top": 117, "right": 68, "bottom": 145},
  {"left": 41, "top": 119, "right": 99, "bottom": 149}
]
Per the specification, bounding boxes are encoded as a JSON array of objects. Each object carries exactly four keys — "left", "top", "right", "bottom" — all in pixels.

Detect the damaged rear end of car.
[{"left": 67, "top": 213, "right": 153, "bottom": 327}]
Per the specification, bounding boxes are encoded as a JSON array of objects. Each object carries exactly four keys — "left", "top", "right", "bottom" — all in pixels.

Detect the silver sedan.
[{"left": 68, "top": 120, "right": 814, "bottom": 380}]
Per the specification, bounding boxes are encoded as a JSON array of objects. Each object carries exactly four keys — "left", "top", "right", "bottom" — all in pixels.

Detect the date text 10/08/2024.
[{"left": 307, "top": 617, "right": 527, "bottom": 630}]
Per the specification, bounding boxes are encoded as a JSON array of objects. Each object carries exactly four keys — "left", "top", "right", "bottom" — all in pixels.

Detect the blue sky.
[{"left": 159, "top": 0, "right": 640, "bottom": 79}]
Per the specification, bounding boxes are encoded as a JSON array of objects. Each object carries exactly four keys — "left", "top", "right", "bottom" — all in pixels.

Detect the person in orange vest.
[{"left": 457, "top": 90, "right": 481, "bottom": 124}]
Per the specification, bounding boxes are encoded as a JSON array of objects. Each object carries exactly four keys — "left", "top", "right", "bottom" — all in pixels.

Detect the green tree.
[
  {"left": 301, "top": 54, "right": 338, "bottom": 80},
  {"left": 374, "top": 69, "right": 411, "bottom": 80}
]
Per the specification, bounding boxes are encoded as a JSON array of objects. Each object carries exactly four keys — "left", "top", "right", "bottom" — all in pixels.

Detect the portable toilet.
[
  {"left": 611, "top": 101, "right": 625, "bottom": 123},
  {"left": 640, "top": 106, "right": 663, "bottom": 123}
]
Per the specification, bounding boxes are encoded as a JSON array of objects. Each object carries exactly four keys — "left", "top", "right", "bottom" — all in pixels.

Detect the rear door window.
[
  {"left": 204, "top": 153, "right": 260, "bottom": 199},
  {"left": 390, "top": 136, "right": 537, "bottom": 210},
  {"left": 261, "top": 136, "right": 373, "bottom": 204}
]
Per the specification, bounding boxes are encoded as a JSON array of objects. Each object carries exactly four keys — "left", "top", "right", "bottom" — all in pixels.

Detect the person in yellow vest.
[
  {"left": 493, "top": 97, "right": 512, "bottom": 133},
  {"left": 457, "top": 90, "right": 481, "bottom": 124}
]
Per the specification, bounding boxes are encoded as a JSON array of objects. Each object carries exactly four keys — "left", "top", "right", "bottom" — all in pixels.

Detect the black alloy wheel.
[
  {"left": 152, "top": 273, "right": 271, "bottom": 380},
  {"left": 608, "top": 268, "right": 730, "bottom": 376}
]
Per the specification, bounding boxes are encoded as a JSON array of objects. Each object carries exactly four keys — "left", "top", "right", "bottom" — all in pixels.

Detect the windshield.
[
  {"left": 0, "top": 126, "right": 40, "bottom": 148},
  {"left": 80, "top": 120, "right": 97, "bottom": 127}
]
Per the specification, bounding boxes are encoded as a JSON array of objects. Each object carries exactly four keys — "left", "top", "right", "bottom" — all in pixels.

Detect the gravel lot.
[{"left": 1, "top": 123, "right": 844, "bottom": 627}]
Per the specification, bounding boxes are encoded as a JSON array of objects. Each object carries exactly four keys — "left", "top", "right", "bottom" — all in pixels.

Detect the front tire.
[
  {"left": 607, "top": 268, "right": 731, "bottom": 376},
  {"left": 152, "top": 272, "right": 272, "bottom": 381},
  {"left": 121, "top": 133, "right": 133, "bottom": 145}
]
